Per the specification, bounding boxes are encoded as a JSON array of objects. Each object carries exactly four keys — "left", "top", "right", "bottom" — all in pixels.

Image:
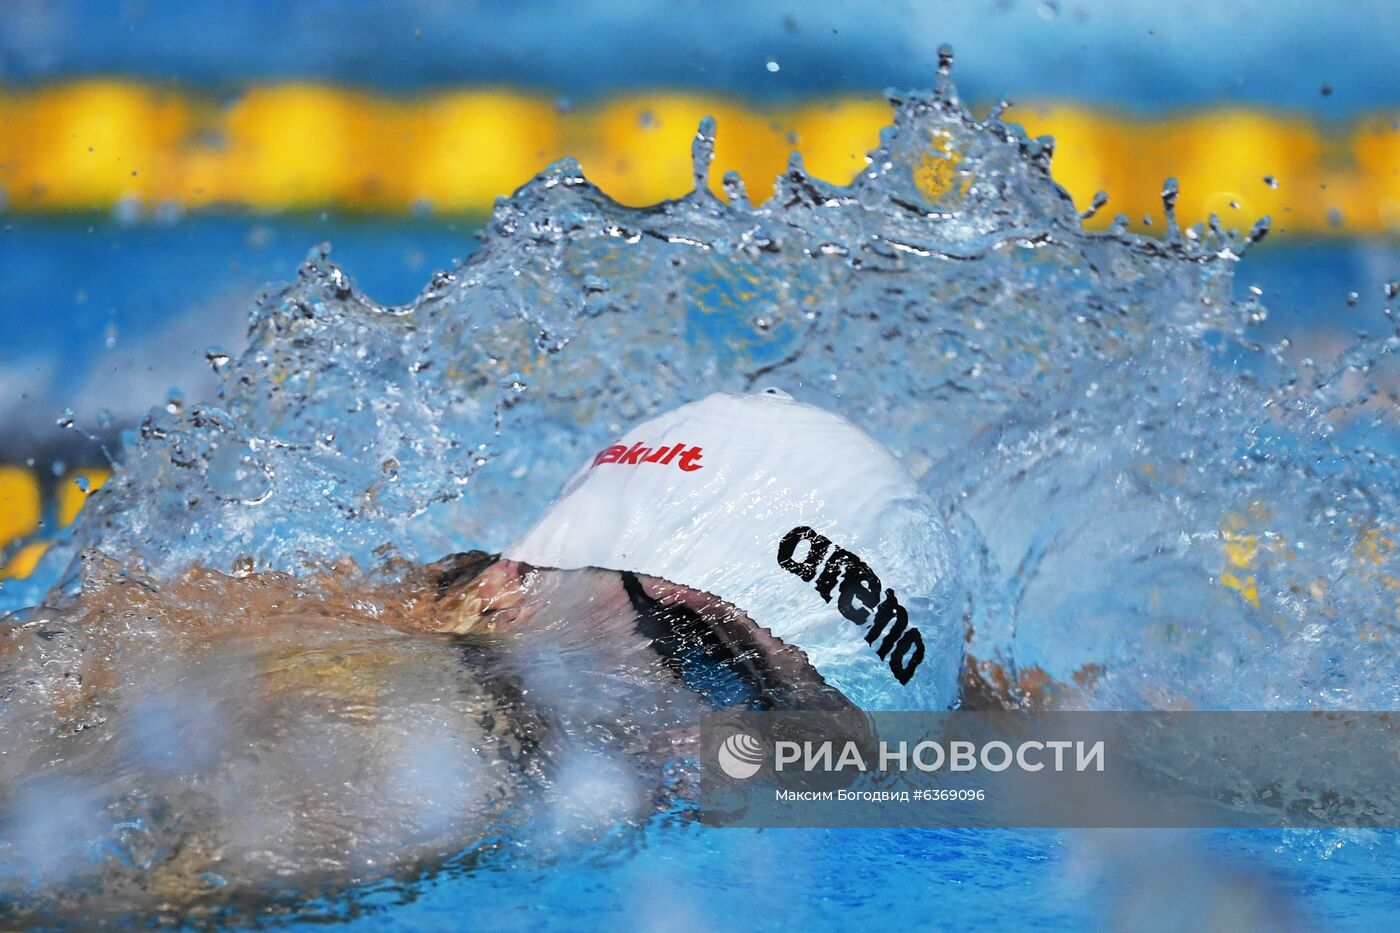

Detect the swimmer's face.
[
  {"left": 427, "top": 558, "right": 734, "bottom": 636},
  {"left": 428, "top": 557, "right": 534, "bottom": 635},
  {"left": 419, "top": 554, "right": 855, "bottom": 711}
]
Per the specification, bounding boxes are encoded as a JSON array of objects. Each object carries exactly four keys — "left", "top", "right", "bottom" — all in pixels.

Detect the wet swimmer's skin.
[
  {"left": 420, "top": 554, "right": 856, "bottom": 711},
  {"left": 420, "top": 389, "right": 968, "bottom": 712},
  {"left": 0, "top": 556, "right": 728, "bottom": 922}
]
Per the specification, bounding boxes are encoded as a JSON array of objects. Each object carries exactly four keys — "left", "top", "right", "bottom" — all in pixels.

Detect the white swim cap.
[{"left": 505, "top": 390, "right": 960, "bottom": 710}]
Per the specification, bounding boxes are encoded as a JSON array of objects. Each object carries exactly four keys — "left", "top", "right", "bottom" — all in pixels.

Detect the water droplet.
[
  {"left": 936, "top": 44, "right": 954, "bottom": 76},
  {"left": 1263, "top": 175, "right": 1278, "bottom": 189},
  {"left": 56, "top": 409, "right": 75, "bottom": 429},
  {"left": 692, "top": 117, "right": 717, "bottom": 193},
  {"left": 74, "top": 475, "right": 91, "bottom": 494},
  {"left": 765, "top": 59, "right": 780, "bottom": 73},
  {"left": 1321, "top": 84, "right": 1334, "bottom": 97},
  {"left": 206, "top": 346, "right": 231, "bottom": 372},
  {"left": 1160, "top": 178, "right": 1181, "bottom": 240},
  {"left": 1246, "top": 216, "right": 1271, "bottom": 247},
  {"left": 1079, "top": 190, "right": 1109, "bottom": 220},
  {"left": 1347, "top": 291, "right": 1360, "bottom": 306},
  {"left": 638, "top": 109, "right": 656, "bottom": 129},
  {"left": 1037, "top": 0, "right": 1060, "bottom": 18}
]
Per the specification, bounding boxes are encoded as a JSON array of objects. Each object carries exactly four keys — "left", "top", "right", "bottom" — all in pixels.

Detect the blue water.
[
  {"left": 5, "top": 1, "right": 1398, "bottom": 116},
  {"left": 5, "top": 79, "right": 1400, "bottom": 929},
  {"left": 315, "top": 826, "right": 1400, "bottom": 930}
]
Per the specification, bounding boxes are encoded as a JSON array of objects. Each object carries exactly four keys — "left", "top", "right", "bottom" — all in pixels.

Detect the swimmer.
[
  {"left": 0, "top": 390, "right": 1031, "bottom": 921},
  {"left": 411, "top": 388, "right": 968, "bottom": 712}
]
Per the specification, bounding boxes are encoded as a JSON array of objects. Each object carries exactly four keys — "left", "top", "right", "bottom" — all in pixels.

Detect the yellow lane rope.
[
  {"left": 1, "top": 82, "right": 1396, "bottom": 234},
  {"left": 1, "top": 466, "right": 109, "bottom": 579}
]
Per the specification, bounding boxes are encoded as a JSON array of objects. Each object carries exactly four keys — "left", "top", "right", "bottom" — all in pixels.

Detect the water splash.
[
  {"left": 33, "top": 71, "right": 1390, "bottom": 714},
  {"left": 3, "top": 63, "right": 1399, "bottom": 922}
]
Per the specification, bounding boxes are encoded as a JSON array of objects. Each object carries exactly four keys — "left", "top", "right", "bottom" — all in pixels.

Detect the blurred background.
[{"left": 1, "top": 0, "right": 1397, "bottom": 580}]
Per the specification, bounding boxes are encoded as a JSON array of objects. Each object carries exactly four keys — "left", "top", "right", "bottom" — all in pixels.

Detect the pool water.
[{"left": 4, "top": 69, "right": 1400, "bottom": 928}]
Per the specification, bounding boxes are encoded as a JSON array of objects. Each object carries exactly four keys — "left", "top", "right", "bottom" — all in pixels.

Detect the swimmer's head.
[{"left": 504, "top": 390, "right": 961, "bottom": 710}]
